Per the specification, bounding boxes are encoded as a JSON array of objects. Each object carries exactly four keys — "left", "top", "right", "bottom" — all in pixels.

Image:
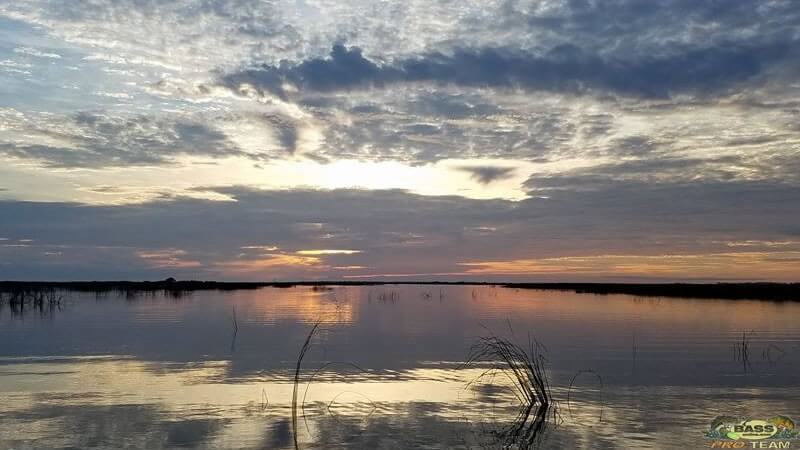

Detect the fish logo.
[{"left": 705, "top": 415, "right": 798, "bottom": 445}]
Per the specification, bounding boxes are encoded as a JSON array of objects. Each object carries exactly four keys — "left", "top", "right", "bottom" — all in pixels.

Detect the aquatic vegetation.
[
  {"left": 260, "top": 388, "right": 270, "bottom": 412},
  {"left": 0, "top": 287, "right": 63, "bottom": 317},
  {"left": 466, "top": 327, "right": 556, "bottom": 448},
  {"left": 292, "top": 322, "right": 320, "bottom": 450},
  {"left": 287, "top": 319, "right": 564, "bottom": 448},
  {"left": 762, "top": 343, "right": 787, "bottom": 363},
  {"left": 566, "top": 370, "right": 604, "bottom": 423},
  {"left": 733, "top": 331, "right": 753, "bottom": 372},
  {"left": 230, "top": 306, "right": 239, "bottom": 353},
  {"left": 2, "top": 281, "right": 799, "bottom": 301},
  {"left": 378, "top": 290, "right": 399, "bottom": 302}
]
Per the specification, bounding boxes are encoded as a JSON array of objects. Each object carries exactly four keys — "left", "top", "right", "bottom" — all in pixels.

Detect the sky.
[{"left": 0, "top": 0, "right": 799, "bottom": 282}]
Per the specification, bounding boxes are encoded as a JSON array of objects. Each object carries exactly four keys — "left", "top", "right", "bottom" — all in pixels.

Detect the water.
[{"left": 1, "top": 285, "right": 799, "bottom": 449}]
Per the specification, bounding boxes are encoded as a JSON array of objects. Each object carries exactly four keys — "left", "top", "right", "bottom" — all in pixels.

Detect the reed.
[
  {"left": 733, "top": 330, "right": 753, "bottom": 372},
  {"left": 466, "top": 326, "right": 555, "bottom": 448},
  {"left": 0, "top": 288, "right": 63, "bottom": 316},
  {"left": 292, "top": 322, "right": 320, "bottom": 450}
]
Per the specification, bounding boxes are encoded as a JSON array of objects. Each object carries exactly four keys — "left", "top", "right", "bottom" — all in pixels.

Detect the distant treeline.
[
  {"left": 503, "top": 282, "right": 800, "bottom": 301},
  {"left": 0, "top": 280, "right": 798, "bottom": 301}
]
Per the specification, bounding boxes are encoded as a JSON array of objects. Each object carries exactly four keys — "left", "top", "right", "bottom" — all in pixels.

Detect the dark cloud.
[
  {"left": 1, "top": 181, "right": 798, "bottom": 280},
  {"left": 262, "top": 114, "right": 298, "bottom": 155},
  {"left": 534, "top": 0, "right": 797, "bottom": 40},
  {"left": 222, "top": 41, "right": 795, "bottom": 99},
  {"left": 2, "top": 0, "right": 800, "bottom": 282},
  {"left": 525, "top": 154, "right": 799, "bottom": 191},
  {"left": 0, "top": 112, "right": 245, "bottom": 168},
  {"left": 608, "top": 136, "right": 659, "bottom": 157},
  {"left": 0, "top": 189, "right": 515, "bottom": 280},
  {"left": 401, "top": 92, "right": 501, "bottom": 119},
  {"left": 293, "top": 91, "right": 584, "bottom": 164},
  {"left": 459, "top": 166, "right": 516, "bottom": 184}
]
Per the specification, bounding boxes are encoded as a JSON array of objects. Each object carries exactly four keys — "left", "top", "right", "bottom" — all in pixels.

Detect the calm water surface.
[{"left": 1, "top": 286, "right": 799, "bottom": 449}]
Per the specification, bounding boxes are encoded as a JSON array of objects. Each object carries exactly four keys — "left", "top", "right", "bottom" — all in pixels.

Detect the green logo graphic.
[{"left": 705, "top": 415, "right": 798, "bottom": 441}]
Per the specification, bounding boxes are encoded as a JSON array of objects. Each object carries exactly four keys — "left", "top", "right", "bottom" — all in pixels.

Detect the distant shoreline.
[{"left": 1, "top": 280, "right": 798, "bottom": 301}]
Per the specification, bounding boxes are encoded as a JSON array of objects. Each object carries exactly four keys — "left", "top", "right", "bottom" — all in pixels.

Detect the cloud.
[
  {"left": 222, "top": 42, "right": 795, "bottom": 99},
  {"left": 1, "top": 182, "right": 799, "bottom": 281},
  {"left": 722, "top": 240, "right": 800, "bottom": 248},
  {"left": 240, "top": 245, "right": 279, "bottom": 251},
  {"left": 459, "top": 251, "right": 800, "bottom": 280},
  {"left": 136, "top": 248, "right": 202, "bottom": 269},
  {"left": 0, "top": 111, "right": 248, "bottom": 168},
  {"left": 458, "top": 166, "right": 516, "bottom": 185},
  {"left": 4, "top": 0, "right": 800, "bottom": 171},
  {"left": 2, "top": 0, "right": 800, "bottom": 282},
  {"left": 216, "top": 253, "right": 325, "bottom": 276},
  {"left": 262, "top": 114, "right": 299, "bottom": 155},
  {"left": 296, "top": 249, "right": 361, "bottom": 255},
  {"left": 13, "top": 46, "right": 61, "bottom": 59},
  {"left": 525, "top": 152, "right": 800, "bottom": 191},
  {"left": 1, "top": 0, "right": 298, "bottom": 76}
]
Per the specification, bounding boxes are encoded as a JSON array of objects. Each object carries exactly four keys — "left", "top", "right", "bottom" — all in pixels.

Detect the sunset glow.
[{"left": 1, "top": 1, "right": 798, "bottom": 281}]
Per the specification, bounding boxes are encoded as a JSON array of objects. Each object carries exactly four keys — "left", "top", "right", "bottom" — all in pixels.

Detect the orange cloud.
[
  {"left": 296, "top": 249, "right": 361, "bottom": 255},
  {"left": 216, "top": 253, "right": 326, "bottom": 275},
  {"left": 240, "top": 245, "right": 280, "bottom": 251},
  {"left": 135, "top": 248, "right": 202, "bottom": 268},
  {"left": 459, "top": 251, "right": 800, "bottom": 280}
]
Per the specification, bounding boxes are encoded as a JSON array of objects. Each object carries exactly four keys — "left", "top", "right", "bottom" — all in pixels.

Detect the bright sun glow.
[
  {"left": 2, "top": 155, "right": 612, "bottom": 205},
  {"left": 296, "top": 249, "right": 361, "bottom": 255}
]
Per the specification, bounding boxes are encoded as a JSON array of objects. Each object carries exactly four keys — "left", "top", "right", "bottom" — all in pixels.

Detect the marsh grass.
[
  {"left": 260, "top": 388, "right": 269, "bottom": 412},
  {"left": 733, "top": 330, "right": 753, "bottom": 372},
  {"left": 566, "top": 370, "right": 604, "bottom": 423},
  {"left": 231, "top": 306, "right": 239, "bottom": 334},
  {"left": 300, "top": 361, "right": 374, "bottom": 426},
  {"left": 465, "top": 325, "right": 557, "bottom": 448},
  {"left": 762, "top": 343, "right": 787, "bottom": 363},
  {"left": 292, "top": 322, "right": 320, "bottom": 450},
  {"left": 4, "top": 281, "right": 798, "bottom": 301},
  {"left": 732, "top": 331, "right": 788, "bottom": 370},
  {"left": 379, "top": 290, "right": 399, "bottom": 302},
  {"left": 0, "top": 288, "right": 63, "bottom": 316},
  {"left": 230, "top": 306, "right": 239, "bottom": 353},
  {"left": 289, "top": 322, "right": 376, "bottom": 449}
]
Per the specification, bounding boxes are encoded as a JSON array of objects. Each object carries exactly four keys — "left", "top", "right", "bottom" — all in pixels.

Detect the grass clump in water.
[{"left": 466, "top": 325, "right": 556, "bottom": 448}]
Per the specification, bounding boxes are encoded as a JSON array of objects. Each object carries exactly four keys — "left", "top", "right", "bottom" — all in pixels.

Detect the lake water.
[{"left": 1, "top": 285, "right": 799, "bottom": 449}]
